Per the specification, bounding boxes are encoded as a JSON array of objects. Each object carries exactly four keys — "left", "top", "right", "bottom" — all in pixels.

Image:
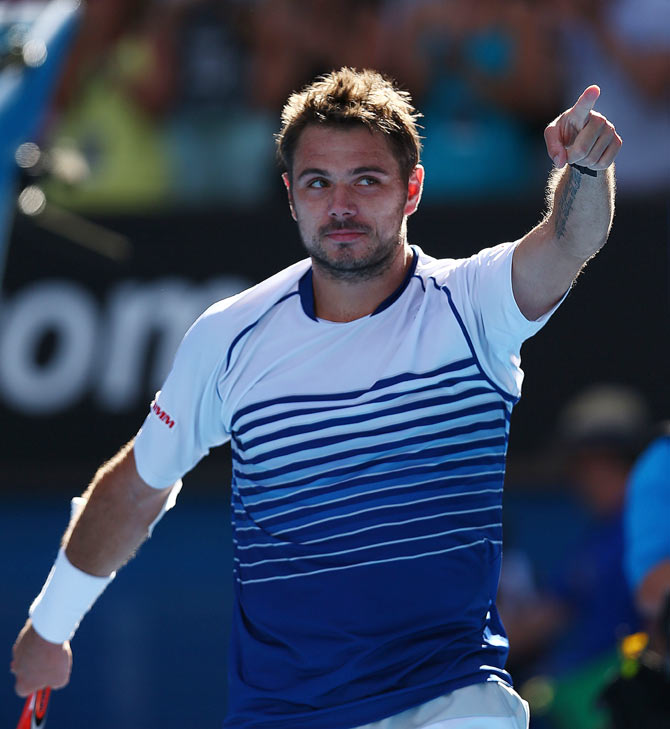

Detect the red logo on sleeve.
[{"left": 151, "top": 401, "right": 176, "bottom": 429}]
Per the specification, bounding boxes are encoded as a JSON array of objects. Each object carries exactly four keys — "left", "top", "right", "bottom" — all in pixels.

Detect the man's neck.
[{"left": 311, "top": 244, "right": 413, "bottom": 322}]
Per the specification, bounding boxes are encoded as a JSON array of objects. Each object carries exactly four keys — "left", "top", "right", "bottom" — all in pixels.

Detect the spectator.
[
  {"left": 546, "top": 0, "right": 670, "bottom": 196},
  {"left": 163, "top": 0, "right": 276, "bottom": 205},
  {"left": 597, "top": 425, "right": 670, "bottom": 728},
  {"left": 44, "top": 0, "right": 173, "bottom": 211},
  {"left": 383, "top": 0, "right": 560, "bottom": 200},
  {"left": 249, "top": 0, "right": 387, "bottom": 112},
  {"left": 625, "top": 425, "right": 670, "bottom": 624},
  {"left": 501, "top": 385, "right": 650, "bottom": 729}
]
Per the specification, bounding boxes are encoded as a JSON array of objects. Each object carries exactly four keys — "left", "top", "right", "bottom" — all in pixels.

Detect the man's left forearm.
[
  {"left": 511, "top": 85, "right": 621, "bottom": 320},
  {"left": 546, "top": 163, "right": 615, "bottom": 260}
]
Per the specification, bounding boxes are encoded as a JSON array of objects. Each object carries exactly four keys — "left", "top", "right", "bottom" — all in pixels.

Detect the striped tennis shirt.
[{"left": 134, "top": 242, "right": 561, "bottom": 729}]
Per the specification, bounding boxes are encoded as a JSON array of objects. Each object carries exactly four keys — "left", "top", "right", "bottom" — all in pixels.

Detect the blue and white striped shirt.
[{"left": 135, "top": 242, "right": 561, "bottom": 729}]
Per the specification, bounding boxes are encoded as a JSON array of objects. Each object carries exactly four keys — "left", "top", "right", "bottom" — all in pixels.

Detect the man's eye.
[
  {"left": 357, "top": 177, "right": 378, "bottom": 186},
  {"left": 308, "top": 179, "right": 328, "bottom": 189}
]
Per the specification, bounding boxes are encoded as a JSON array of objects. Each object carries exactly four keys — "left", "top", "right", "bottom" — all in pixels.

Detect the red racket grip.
[{"left": 16, "top": 688, "right": 51, "bottom": 729}]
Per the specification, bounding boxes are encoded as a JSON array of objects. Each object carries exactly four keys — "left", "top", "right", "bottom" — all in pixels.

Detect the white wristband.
[
  {"left": 28, "top": 481, "right": 180, "bottom": 644},
  {"left": 29, "top": 548, "right": 116, "bottom": 644}
]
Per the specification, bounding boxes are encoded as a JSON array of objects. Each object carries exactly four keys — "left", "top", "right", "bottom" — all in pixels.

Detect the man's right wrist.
[{"left": 29, "top": 548, "right": 116, "bottom": 644}]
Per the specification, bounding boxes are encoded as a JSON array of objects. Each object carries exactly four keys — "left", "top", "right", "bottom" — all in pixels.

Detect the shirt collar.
[{"left": 298, "top": 247, "right": 418, "bottom": 322}]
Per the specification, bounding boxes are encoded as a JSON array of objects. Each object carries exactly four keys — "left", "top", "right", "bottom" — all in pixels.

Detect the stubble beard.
[{"left": 299, "top": 209, "right": 408, "bottom": 283}]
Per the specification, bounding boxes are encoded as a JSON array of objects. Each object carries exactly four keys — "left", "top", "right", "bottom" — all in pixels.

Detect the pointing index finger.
[{"left": 570, "top": 84, "right": 600, "bottom": 129}]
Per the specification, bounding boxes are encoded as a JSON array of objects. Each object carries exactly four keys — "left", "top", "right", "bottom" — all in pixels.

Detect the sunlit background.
[{"left": 1, "top": 1, "right": 668, "bottom": 727}]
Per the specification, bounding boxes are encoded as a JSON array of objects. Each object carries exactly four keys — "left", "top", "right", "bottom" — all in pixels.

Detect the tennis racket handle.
[{"left": 16, "top": 687, "right": 51, "bottom": 729}]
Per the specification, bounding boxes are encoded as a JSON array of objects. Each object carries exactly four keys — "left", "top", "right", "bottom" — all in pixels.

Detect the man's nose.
[{"left": 328, "top": 185, "right": 357, "bottom": 218}]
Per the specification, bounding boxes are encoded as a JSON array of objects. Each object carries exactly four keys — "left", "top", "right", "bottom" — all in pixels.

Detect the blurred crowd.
[
  {"left": 5, "top": 0, "right": 668, "bottom": 211},
  {"left": 499, "top": 384, "right": 670, "bottom": 729}
]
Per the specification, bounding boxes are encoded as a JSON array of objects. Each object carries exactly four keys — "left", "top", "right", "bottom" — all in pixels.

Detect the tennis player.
[{"left": 12, "top": 68, "right": 621, "bottom": 729}]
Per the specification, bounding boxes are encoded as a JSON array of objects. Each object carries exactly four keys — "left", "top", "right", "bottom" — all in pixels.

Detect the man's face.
[{"left": 284, "top": 124, "right": 423, "bottom": 280}]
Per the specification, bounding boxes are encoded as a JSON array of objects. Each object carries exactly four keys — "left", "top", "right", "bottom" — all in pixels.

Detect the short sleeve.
[
  {"left": 624, "top": 437, "right": 670, "bottom": 590},
  {"left": 134, "top": 307, "right": 231, "bottom": 488},
  {"left": 443, "top": 241, "right": 566, "bottom": 396}
]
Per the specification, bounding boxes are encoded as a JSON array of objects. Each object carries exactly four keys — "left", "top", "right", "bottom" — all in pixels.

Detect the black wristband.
[{"left": 569, "top": 163, "right": 597, "bottom": 177}]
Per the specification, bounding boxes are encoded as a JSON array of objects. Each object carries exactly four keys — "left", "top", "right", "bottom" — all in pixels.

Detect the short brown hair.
[{"left": 276, "top": 67, "right": 422, "bottom": 181}]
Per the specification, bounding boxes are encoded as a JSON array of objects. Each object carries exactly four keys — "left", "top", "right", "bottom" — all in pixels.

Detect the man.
[
  {"left": 12, "top": 68, "right": 621, "bottom": 728},
  {"left": 625, "top": 426, "right": 670, "bottom": 626},
  {"left": 501, "top": 386, "right": 647, "bottom": 729},
  {"left": 597, "top": 427, "right": 670, "bottom": 728}
]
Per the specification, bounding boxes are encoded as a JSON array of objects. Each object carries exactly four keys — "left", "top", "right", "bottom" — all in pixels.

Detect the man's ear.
[
  {"left": 404, "top": 164, "right": 424, "bottom": 217},
  {"left": 282, "top": 173, "right": 297, "bottom": 221}
]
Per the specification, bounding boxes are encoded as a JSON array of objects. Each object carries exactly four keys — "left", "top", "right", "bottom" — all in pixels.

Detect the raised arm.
[
  {"left": 11, "top": 441, "right": 177, "bottom": 697},
  {"left": 512, "top": 85, "right": 622, "bottom": 321}
]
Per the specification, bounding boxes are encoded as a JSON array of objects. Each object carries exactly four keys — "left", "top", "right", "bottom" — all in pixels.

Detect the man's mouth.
[
  {"left": 325, "top": 230, "right": 366, "bottom": 243},
  {"left": 321, "top": 223, "right": 370, "bottom": 244}
]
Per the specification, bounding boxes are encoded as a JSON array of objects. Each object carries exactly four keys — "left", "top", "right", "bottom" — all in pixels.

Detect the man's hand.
[
  {"left": 11, "top": 620, "right": 72, "bottom": 697},
  {"left": 544, "top": 85, "right": 622, "bottom": 172}
]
